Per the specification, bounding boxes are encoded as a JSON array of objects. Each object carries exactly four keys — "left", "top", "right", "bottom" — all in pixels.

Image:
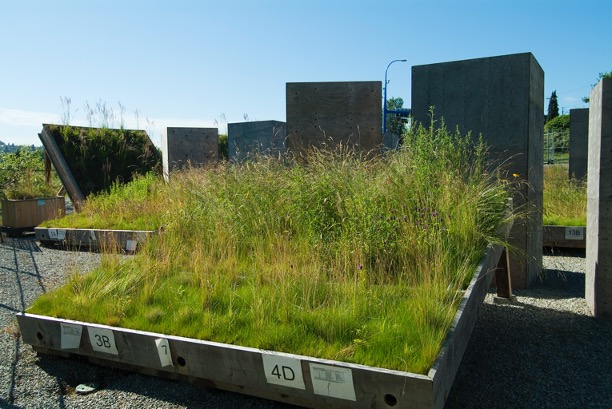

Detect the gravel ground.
[{"left": 1, "top": 236, "right": 610, "bottom": 409}]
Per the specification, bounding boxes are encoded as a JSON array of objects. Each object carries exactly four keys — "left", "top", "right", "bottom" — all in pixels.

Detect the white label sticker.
[
  {"left": 565, "top": 227, "right": 584, "bottom": 240},
  {"left": 262, "top": 353, "right": 305, "bottom": 389},
  {"left": 87, "top": 327, "right": 118, "bottom": 355},
  {"left": 125, "top": 240, "right": 138, "bottom": 252},
  {"left": 60, "top": 323, "right": 83, "bottom": 349},
  {"left": 309, "top": 363, "right": 356, "bottom": 401},
  {"left": 155, "top": 338, "right": 173, "bottom": 367},
  {"left": 48, "top": 229, "right": 66, "bottom": 240}
]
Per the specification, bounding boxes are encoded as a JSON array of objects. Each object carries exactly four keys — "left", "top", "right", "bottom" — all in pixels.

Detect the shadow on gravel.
[
  {"left": 520, "top": 270, "right": 586, "bottom": 299},
  {"left": 447, "top": 292, "right": 612, "bottom": 408},
  {"left": 0, "top": 236, "right": 42, "bottom": 254},
  {"left": 35, "top": 354, "right": 296, "bottom": 408}
]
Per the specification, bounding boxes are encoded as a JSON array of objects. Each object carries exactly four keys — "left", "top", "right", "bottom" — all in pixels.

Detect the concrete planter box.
[
  {"left": 34, "top": 227, "right": 158, "bottom": 253},
  {"left": 543, "top": 225, "right": 586, "bottom": 249},
  {"left": 1, "top": 197, "right": 65, "bottom": 230},
  {"left": 17, "top": 242, "right": 505, "bottom": 409}
]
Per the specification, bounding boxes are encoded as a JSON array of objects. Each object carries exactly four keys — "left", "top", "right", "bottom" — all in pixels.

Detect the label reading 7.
[{"left": 155, "top": 338, "right": 173, "bottom": 367}]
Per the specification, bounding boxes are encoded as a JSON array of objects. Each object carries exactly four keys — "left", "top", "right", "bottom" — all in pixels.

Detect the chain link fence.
[{"left": 544, "top": 129, "right": 569, "bottom": 164}]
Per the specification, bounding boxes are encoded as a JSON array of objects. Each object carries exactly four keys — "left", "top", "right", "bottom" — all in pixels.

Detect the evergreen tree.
[{"left": 546, "top": 90, "right": 559, "bottom": 123}]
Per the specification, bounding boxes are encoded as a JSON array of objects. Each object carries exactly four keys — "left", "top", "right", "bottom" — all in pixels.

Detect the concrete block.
[
  {"left": 569, "top": 108, "right": 589, "bottom": 180},
  {"left": 586, "top": 77, "right": 612, "bottom": 320},
  {"left": 163, "top": 127, "right": 218, "bottom": 176},
  {"left": 228, "top": 121, "right": 286, "bottom": 162},
  {"left": 411, "top": 52, "right": 544, "bottom": 289},
  {"left": 286, "top": 81, "right": 382, "bottom": 153}
]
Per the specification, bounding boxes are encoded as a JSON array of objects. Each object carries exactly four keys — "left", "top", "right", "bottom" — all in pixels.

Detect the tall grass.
[
  {"left": 29, "top": 119, "right": 512, "bottom": 374},
  {"left": 543, "top": 164, "right": 586, "bottom": 226},
  {"left": 39, "top": 172, "right": 164, "bottom": 230}
]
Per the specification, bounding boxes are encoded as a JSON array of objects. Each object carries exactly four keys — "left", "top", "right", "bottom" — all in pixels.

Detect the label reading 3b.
[
  {"left": 262, "top": 353, "right": 305, "bottom": 390},
  {"left": 87, "top": 327, "right": 118, "bottom": 355}
]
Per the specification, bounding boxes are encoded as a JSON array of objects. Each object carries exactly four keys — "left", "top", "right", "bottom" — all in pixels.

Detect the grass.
[
  {"left": 39, "top": 172, "right": 163, "bottom": 231},
  {"left": 44, "top": 123, "right": 161, "bottom": 198},
  {"left": 28, "top": 119, "right": 512, "bottom": 374},
  {"left": 543, "top": 164, "right": 586, "bottom": 226}
]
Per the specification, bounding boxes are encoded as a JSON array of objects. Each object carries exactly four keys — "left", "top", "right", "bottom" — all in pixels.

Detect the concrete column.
[
  {"left": 163, "top": 127, "right": 218, "bottom": 177},
  {"left": 569, "top": 108, "right": 589, "bottom": 180},
  {"left": 411, "top": 52, "right": 544, "bottom": 289},
  {"left": 586, "top": 78, "right": 612, "bottom": 320},
  {"left": 228, "top": 121, "right": 286, "bottom": 162}
]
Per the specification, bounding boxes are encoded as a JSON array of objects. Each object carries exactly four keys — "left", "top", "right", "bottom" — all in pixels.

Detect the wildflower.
[{"left": 513, "top": 173, "right": 520, "bottom": 178}]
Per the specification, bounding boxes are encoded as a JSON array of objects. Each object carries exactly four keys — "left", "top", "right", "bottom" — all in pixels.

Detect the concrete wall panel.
[
  {"left": 164, "top": 127, "right": 218, "bottom": 176},
  {"left": 228, "top": 121, "right": 286, "bottom": 162},
  {"left": 586, "top": 78, "right": 612, "bottom": 320},
  {"left": 411, "top": 52, "right": 544, "bottom": 289},
  {"left": 569, "top": 108, "right": 589, "bottom": 180},
  {"left": 286, "top": 81, "right": 382, "bottom": 153}
]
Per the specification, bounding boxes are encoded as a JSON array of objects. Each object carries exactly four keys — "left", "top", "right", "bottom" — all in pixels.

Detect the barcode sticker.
[{"left": 309, "top": 363, "right": 356, "bottom": 401}]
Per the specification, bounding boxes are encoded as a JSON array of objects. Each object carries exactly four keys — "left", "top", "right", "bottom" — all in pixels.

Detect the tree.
[
  {"left": 582, "top": 70, "right": 612, "bottom": 103},
  {"left": 385, "top": 97, "right": 408, "bottom": 140},
  {"left": 546, "top": 90, "right": 559, "bottom": 123}
]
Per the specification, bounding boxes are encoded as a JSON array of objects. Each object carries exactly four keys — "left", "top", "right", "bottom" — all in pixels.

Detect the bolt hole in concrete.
[
  {"left": 384, "top": 393, "right": 398, "bottom": 406},
  {"left": 36, "top": 332, "right": 43, "bottom": 341},
  {"left": 177, "top": 356, "right": 186, "bottom": 366}
]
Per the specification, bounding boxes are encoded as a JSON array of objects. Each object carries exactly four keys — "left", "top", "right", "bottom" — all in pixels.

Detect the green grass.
[
  {"left": 543, "top": 164, "right": 586, "bottom": 226},
  {"left": 28, "top": 120, "right": 512, "bottom": 374},
  {"left": 39, "top": 172, "right": 164, "bottom": 230}
]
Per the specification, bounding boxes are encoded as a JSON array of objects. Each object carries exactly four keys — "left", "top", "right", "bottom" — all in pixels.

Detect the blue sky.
[{"left": 1, "top": 0, "right": 610, "bottom": 147}]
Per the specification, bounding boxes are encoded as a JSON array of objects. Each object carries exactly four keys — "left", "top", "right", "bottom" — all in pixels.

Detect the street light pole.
[{"left": 383, "top": 59, "right": 407, "bottom": 135}]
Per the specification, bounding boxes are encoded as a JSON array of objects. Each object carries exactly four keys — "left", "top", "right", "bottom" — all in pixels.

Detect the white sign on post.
[
  {"left": 87, "top": 327, "right": 118, "bottom": 355},
  {"left": 309, "top": 363, "right": 356, "bottom": 401},
  {"left": 60, "top": 322, "right": 83, "bottom": 349},
  {"left": 155, "top": 338, "right": 173, "bottom": 368},
  {"left": 262, "top": 353, "right": 305, "bottom": 390}
]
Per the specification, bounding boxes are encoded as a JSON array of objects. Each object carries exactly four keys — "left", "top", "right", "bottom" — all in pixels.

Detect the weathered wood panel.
[
  {"left": 2, "top": 197, "right": 65, "bottom": 229},
  {"left": 286, "top": 81, "right": 382, "bottom": 153}
]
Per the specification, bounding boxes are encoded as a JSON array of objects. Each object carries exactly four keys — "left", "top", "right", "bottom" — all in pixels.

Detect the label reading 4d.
[{"left": 262, "top": 353, "right": 305, "bottom": 389}]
